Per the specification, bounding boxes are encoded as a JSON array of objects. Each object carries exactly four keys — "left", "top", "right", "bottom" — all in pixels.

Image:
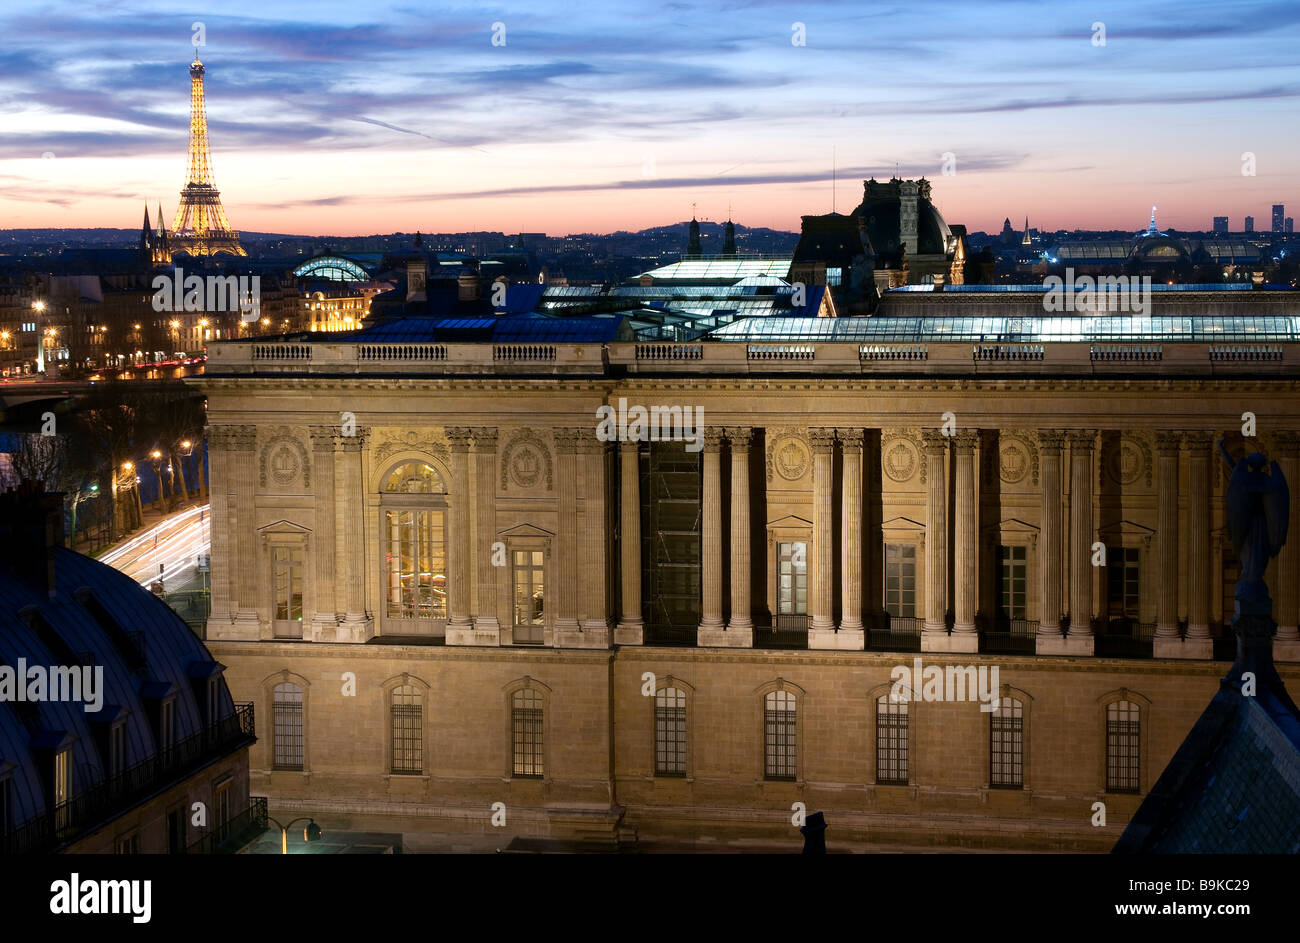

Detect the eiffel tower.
[{"left": 168, "top": 53, "right": 246, "bottom": 257}]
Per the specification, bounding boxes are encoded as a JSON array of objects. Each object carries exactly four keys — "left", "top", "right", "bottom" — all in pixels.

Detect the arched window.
[
  {"left": 990, "top": 697, "right": 1024, "bottom": 788},
  {"left": 381, "top": 462, "right": 448, "bottom": 636},
  {"left": 655, "top": 687, "right": 687, "bottom": 777},
  {"left": 763, "top": 690, "right": 797, "bottom": 781},
  {"left": 875, "top": 694, "right": 908, "bottom": 785},
  {"left": 390, "top": 684, "right": 423, "bottom": 775},
  {"left": 272, "top": 682, "right": 303, "bottom": 771},
  {"left": 1106, "top": 700, "right": 1141, "bottom": 793},
  {"left": 511, "top": 689, "right": 544, "bottom": 778}
]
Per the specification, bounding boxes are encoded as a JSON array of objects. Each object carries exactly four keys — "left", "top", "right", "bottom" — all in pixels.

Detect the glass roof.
[
  {"left": 887, "top": 283, "right": 1258, "bottom": 293},
  {"left": 706, "top": 315, "right": 1300, "bottom": 343},
  {"left": 636, "top": 258, "right": 792, "bottom": 280}
]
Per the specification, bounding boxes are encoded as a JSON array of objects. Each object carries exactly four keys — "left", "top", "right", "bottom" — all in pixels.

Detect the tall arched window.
[
  {"left": 511, "top": 688, "right": 544, "bottom": 778},
  {"left": 390, "top": 684, "right": 423, "bottom": 775},
  {"left": 272, "top": 682, "right": 303, "bottom": 771},
  {"left": 655, "top": 687, "right": 687, "bottom": 777},
  {"left": 763, "top": 690, "right": 797, "bottom": 781},
  {"left": 990, "top": 697, "right": 1024, "bottom": 788},
  {"left": 381, "top": 462, "right": 448, "bottom": 637},
  {"left": 875, "top": 694, "right": 909, "bottom": 785},
  {"left": 1106, "top": 700, "right": 1141, "bottom": 793}
]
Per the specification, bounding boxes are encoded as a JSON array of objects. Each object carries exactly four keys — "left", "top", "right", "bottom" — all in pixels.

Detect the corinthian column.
[
  {"left": 614, "top": 440, "right": 643, "bottom": 645},
  {"left": 1037, "top": 430, "right": 1065, "bottom": 642},
  {"left": 471, "top": 428, "right": 501, "bottom": 645},
  {"left": 920, "top": 430, "right": 949, "bottom": 649},
  {"left": 445, "top": 427, "right": 474, "bottom": 645},
  {"left": 721, "top": 427, "right": 754, "bottom": 647},
  {"left": 205, "top": 425, "right": 250, "bottom": 640},
  {"left": 698, "top": 429, "right": 725, "bottom": 640},
  {"left": 1181, "top": 432, "right": 1214, "bottom": 658},
  {"left": 1153, "top": 432, "right": 1181, "bottom": 654},
  {"left": 1053, "top": 430, "right": 1096, "bottom": 655},
  {"left": 950, "top": 430, "right": 980, "bottom": 652},
  {"left": 808, "top": 429, "right": 837, "bottom": 644},
  {"left": 552, "top": 428, "right": 582, "bottom": 646},
  {"left": 308, "top": 425, "right": 339, "bottom": 641},
  {"left": 836, "top": 429, "right": 866, "bottom": 649},
  {"left": 1275, "top": 431, "right": 1300, "bottom": 663}
]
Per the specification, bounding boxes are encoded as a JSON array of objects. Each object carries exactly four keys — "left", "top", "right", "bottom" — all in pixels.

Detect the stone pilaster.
[
  {"left": 308, "top": 425, "right": 339, "bottom": 641},
  {"left": 808, "top": 429, "right": 837, "bottom": 644},
  {"left": 727, "top": 427, "right": 755, "bottom": 639},
  {"left": 471, "top": 428, "right": 501, "bottom": 646},
  {"left": 205, "top": 425, "right": 256, "bottom": 640},
  {"left": 1046, "top": 429, "right": 1096, "bottom": 655},
  {"left": 949, "top": 430, "right": 980, "bottom": 652},
  {"left": 698, "top": 429, "right": 725, "bottom": 636},
  {"left": 578, "top": 438, "right": 612, "bottom": 648},
  {"left": 1275, "top": 431, "right": 1300, "bottom": 662},
  {"left": 614, "top": 440, "right": 643, "bottom": 645},
  {"left": 227, "top": 425, "right": 260, "bottom": 638},
  {"left": 920, "top": 429, "right": 949, "bottom": 648},
  {"left": 1179, "top": 432, "right": 1214, "bottom": 658},
  {"left": 1153, "top": 431, "right": 1181, "bottom": 655},
  {"left": 1036, "top": 430, "right": 1065, "bottom": 640},
  {"left": 834, "top": 429, "right": 866, "bottom": 649},
  {"left": 552, "top": 428, "right": 583, "bottom": 647},
  {"left": 444, "top": 427, "right": 474, "bottom": 645},
  {"left": 336, "top": 427, "right": 371, "bottom": 642}
]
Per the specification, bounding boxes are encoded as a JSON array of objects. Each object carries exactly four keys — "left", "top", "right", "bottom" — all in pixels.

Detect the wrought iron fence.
[
  {"left": 982, "top": 618, "right": 1038, "bottom": 654},
  {"left": 755, "top": 613, "right": 809, "bottom": 649},
  {"left": 184, "top": 796, "right": 268, "bottom": 854},
  {"left": 1094, "top": 618, "right": 1155, "bottom": 658},
  {"left": 868, "top": 615, "right": 922, "bottom": 652},
  {"left": 3, "top": 702, "right": 255, "bottom": 854}
]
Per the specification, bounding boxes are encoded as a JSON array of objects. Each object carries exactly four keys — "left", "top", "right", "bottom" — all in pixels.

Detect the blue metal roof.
[{"left": 353, "top": 313, "right": 625, "bottom": 344}]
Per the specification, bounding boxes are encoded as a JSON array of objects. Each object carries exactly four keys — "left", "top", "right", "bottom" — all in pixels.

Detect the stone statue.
[{"left": 1218, "top": 438, "right": 1289, "bottom": 618}]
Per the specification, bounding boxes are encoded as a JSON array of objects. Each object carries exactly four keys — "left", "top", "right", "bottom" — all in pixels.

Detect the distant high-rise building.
[
  {"left": 722, "top": 219, "right": 736, "bottom": 258},
  {"left": 1000, "top": 217, "right": 1015, "bottom": 246},
  {"left": 1212, "top": 217, "right": 1229, "bottom": 234},
  {"left": 1245, "top": 216, "right": 1255, "bottom": 233},
  {"left": 1288, "top": 218, "right": 1295, "bottom": 234},
  {"left": 1273, "top": 204, "right": 1285, "bottom": 233}
]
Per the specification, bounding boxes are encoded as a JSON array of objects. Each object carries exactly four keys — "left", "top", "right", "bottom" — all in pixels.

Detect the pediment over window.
[
  {"left": 1098, "top": 519, "right": 1156, "bottom": 539},
  {"left": 498, "top": 522, "right": 554, "bottom": 540},
  {"left": 257, "top": 520, "right": 312, "bottom": 537},
  {"left": 881, "top": 516, "right": 924, "bottom": 531},
  {"left": 767, "top": 514, "right": 813, "bottom": 530}
]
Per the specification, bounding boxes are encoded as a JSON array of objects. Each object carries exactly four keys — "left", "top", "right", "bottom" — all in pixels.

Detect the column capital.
[
  {"left": 704, "top": 427, "right": 727, "bottom": 450},
  {"left": 837, "top": 428, "right": 865, "bottom": 450},
  {"left": 1065, "top": 429, "right": 1097, "bottom": 451},
  {"left": 920, "top": 428, "right": 949, "bottom": 452},
  {"left": 1153, "top": 430, "right": 1183, "bottom": 454},
  {"left": 337, "top": 428, "right": 369, "bottom": 452},
  {"left": 446, "top": 427, "right": 473, "bottom": 451},
  {"left": 1182, "top": 430, "right": 1216, "bottom": 451},
  {"left": 953, "top": 429, "right": 980, "bottom": 453},
  {"left": 1037, "top": 429, "right": 1067, "bottom": 451},
  {"left": 307, "top": 425, "right": 338, "bottom": 453},
  {"left": 618, "top": 439, "right": 640, "bottom": 456},
  {"left": 469, "top": 427, "right": 499, "bottom": 450},
  {"left": 1274, "top": 430, "right": 1300, "bottom": 454},
  {"left": 725, "top": 427, "right": 753, "bottom": 450},
  {"left": 208, "top": 423, "right": 257, "bottom": 451},
  {"left": 808, "top": 428, "right": 836, "bottom": 454},
  {"left": 577, "top": 437, "right": 612, "bottom": 456},
  {"left": 552, "top": 427, "right": 588, "bottom": 452}
]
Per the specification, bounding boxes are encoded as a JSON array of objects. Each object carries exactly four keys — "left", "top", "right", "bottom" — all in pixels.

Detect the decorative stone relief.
[
  {"left": 372, "top": 428, "right": 449, "bottom": 464},
  {"left": 258, "top": 427, "right": 309, "bottom": 489},
  {"left": 766, "top": 430, "right": 810, "bottom": 482},
  {"left": 998, "top": 433, "right": 1039, "bottom": 485},
  {"left": 1105, "top": 434, "right": 1152, "bottom": 487},
  {"left": 500, "top": 427, "right": 553, "bottom": 492},
  {"left": 881, "top": 431, "right": 926, "bottom": 484}
]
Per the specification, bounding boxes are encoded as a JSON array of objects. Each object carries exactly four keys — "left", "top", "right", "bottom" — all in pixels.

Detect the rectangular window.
[
  {"left": 885, "top": 544, "right": 916, "bottom": 618},
  {"left": 385, "top": 510, "right": 447, "bottom": 620},
  {"left": 160, "top": 698, "right": 175, "bottom": 754},
  {"left": 990, "top": 699, "right": 1024, "bottom": 788},
  {"left": 511, "top": 690, "right": 544, "bottom": 778},
  {"left": 109, "top": 722, "right": 126, "bottom": 779},
  {"left": 654, "top": 689, "right": 687, "bottom": 777},
  {"left": 999, "top": 545, "right": 1027, "bottom": 620},
  {"left": 214, "top": 779, "right": 232, "bottom": 842},
  {"left": 1106, "top": 701, "right": 1141, "bottom": 793},
  {"left": 390, "top": 687, "right": 423, "bottom": 775},
  {"left": 115, "top": 833, "right": 140, "bottom": 854},
  {"left": 512, "top": 550, "right": 545, "bottom": 629},
  {"left": 763, "top": 691, "right": 797, "bottom": 781},
  {"left": 1107, "top": 546, "right": 1140, "bottom": 617},
  {"left": 876, "top": 697, "right": 909, "bottom": 785},
  {"left": 776, "top": 542, "right": 808, "bottom": 615},
  {"left": 167, "top": 809, "right": 185, "bottom": 854},
  {"left": 273, "top": 684, "right": 304, "bottom": 771},
  {"left": 53, "top": 748, "right": 71, "bottom": 835},
  {"left": 272, "top": 546, "right": 304, "bottom": 635}
]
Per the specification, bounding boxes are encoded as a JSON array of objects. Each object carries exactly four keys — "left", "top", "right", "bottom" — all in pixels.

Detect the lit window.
[
  {"left": 999, "top": 545, "right": 1027, "bottom": 620},
  {"left": 776, "top": 542, "right": 807, "bottom": 615},
  {"left": 885, "top": 544, "right": 916, "bottom": 618}
]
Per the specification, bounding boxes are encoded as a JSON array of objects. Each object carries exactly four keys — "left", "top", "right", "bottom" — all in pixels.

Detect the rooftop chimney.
[{"left": 0, "top": 480, "right": 65, "bottom": 598}]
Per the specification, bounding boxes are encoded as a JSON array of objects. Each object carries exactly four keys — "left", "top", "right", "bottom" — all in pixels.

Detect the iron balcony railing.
[
  {"left": 1094, "top": 618, "right": 1156, "bottom": 658},
  {"left": 3, "top": 702, "right": 256, "bottom": 855},
  {"left": 868, "top": 615, "right": 922, "bottom": 652},
  {"left": 981, "top": 618, "right": 1039, "bottom": 654},
  {"left": 755, "top": 613, "right": 809, "bottom": 649},
  {"left": 183, "top": 795, "right": 268, "bottom": 855}
]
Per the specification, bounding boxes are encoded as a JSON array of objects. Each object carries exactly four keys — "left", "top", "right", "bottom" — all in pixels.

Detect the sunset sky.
[{"left": 1, "top": 0, "right": 1297, "bottom": 237}]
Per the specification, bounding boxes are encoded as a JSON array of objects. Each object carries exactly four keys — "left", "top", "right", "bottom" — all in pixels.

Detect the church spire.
[
  {"left": 722, "top": 217, "right": 736, "bottom": 258},
  {"left": 686, "top": 208, "right": 702, "bottom": 259}
]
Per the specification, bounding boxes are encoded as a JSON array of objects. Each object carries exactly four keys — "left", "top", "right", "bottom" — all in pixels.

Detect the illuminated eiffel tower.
[{"left": 168, "top": 53, "right": 246, "bottom": 257}]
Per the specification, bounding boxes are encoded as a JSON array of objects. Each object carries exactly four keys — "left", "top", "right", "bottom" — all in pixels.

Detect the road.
[{"left": 99, "top": 503, "right": 212, "bottom": 592}]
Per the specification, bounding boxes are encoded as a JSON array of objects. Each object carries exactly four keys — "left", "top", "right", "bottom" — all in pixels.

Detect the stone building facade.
[{"left": 193, "top": 298, "right": 1300, "bottom": 849}]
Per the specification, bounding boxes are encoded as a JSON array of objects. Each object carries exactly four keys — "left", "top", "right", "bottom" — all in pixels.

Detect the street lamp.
[{"left": 266, "top": 816, "right": 323, "bottom": 854}]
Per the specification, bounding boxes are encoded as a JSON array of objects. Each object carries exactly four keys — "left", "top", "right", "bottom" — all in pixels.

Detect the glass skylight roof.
[{"left": 636, "top": 259, "right": 792, "bottom": 280}]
